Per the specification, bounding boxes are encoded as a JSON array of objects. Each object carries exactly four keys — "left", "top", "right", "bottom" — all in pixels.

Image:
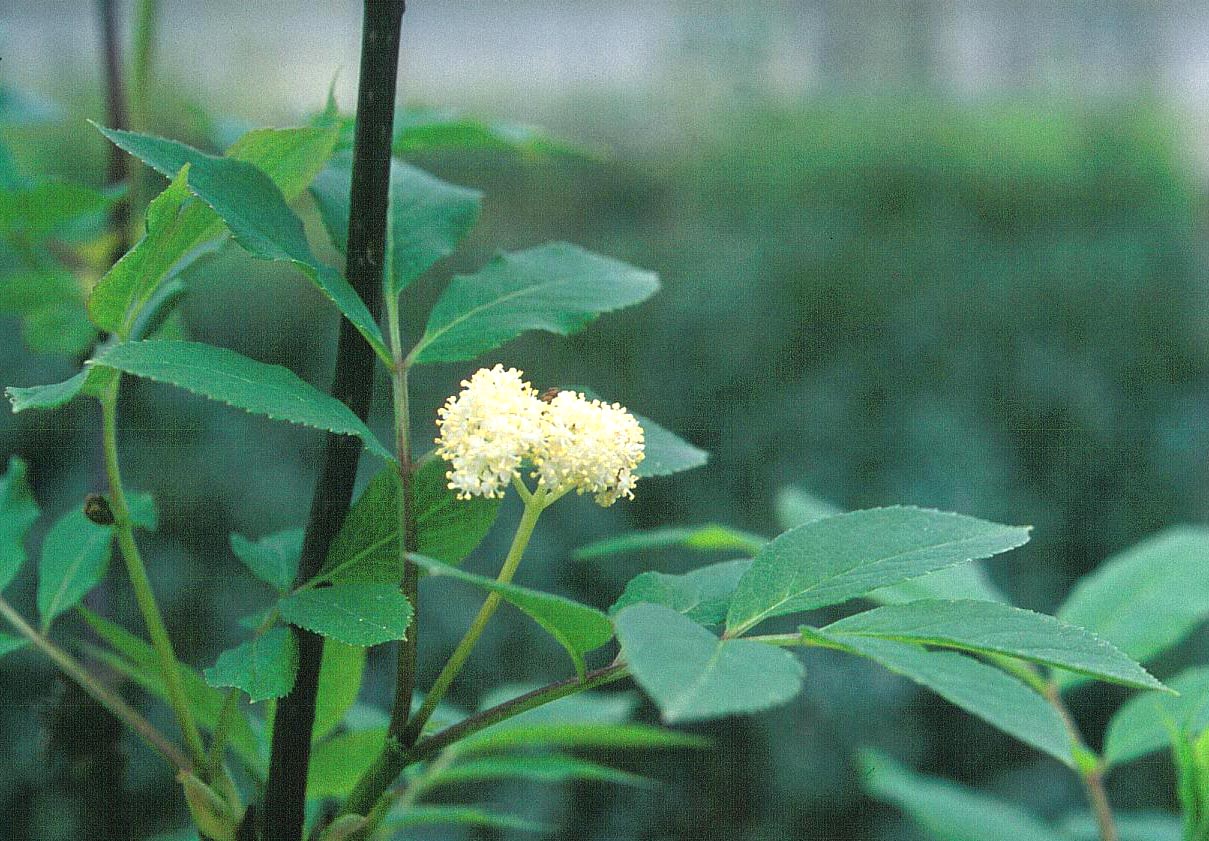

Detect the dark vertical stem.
[
  {"left": 261, "top": 3, "right": 405, "bottom": 840},
  {"left": 97, "top": 0, "right": 130, "bottom": 262}
]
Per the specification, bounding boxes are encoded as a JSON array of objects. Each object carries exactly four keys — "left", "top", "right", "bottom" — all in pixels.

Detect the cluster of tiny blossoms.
[{"left": 434, "top": 365, "right": 645, "bottom": 506}]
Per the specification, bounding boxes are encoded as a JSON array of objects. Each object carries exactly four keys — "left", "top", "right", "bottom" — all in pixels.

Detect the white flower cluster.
[{"left": 434, "top": 365, "right": 645, "bottom": 506}]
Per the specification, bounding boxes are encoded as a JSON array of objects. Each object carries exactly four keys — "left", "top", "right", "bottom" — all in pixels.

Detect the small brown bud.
[
  {"left": 83, "top": 494, "right": 115, "bottom": 525},
  {"left": 539, "top": 387, "right": 562, "bottom": 403}
]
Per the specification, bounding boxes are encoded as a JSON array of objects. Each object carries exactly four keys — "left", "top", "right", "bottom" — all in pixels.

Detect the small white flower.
[
  {"left": 532, "top": 390, "right": 645, "bottom": 506},
  {"left": 434, "top": 365, "right": 545, "bottom": 499}
]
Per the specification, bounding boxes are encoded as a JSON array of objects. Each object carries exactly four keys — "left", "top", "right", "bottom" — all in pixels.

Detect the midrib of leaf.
[
  {"left": 661, "top": 644, "right": 728, "bottom": 721},
  {"left": 43, "top": 527, "right": 110, "bottom": 627},
  {"left": 321, "top": 498, "right": 449, "bottom": 583}
]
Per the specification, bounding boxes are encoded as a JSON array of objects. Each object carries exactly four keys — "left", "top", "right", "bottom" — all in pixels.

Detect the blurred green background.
[{"left": 4, "top": 1, "right": 1209, "bottom": 839}]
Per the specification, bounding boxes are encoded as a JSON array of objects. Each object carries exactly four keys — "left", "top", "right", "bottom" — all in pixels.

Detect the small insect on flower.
[
  {"left": 532, "top": 390, "right": 645, "bottom": 506},
  {"left": 434, "top": 365, "right": 545, "bottom": 499}
]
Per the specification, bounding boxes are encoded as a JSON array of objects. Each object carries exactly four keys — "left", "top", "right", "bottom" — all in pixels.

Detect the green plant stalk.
[
  {"left": 101, "top": 377, "right": 208, "bottom": 769},
  {"left": 0, "top": 594, "right": 190, "bottom": 772},
  {"left": 127, "top": 0, "right": 160, "bottom": 222},
  {"left": 1042, "top": 679, "right": 1118, "bottom": 841},
  {"left": 97, "top": 0, "right": 131, "bottom": 263}
]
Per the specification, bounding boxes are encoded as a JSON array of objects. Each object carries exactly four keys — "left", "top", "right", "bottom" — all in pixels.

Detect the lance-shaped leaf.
[
  {"left": 7, "top": 370, "right": 95, "bottom": 414},
  {"left": 394, "top": 105, "right": 585, "bottom": 156},
  {"left": 308, "top": 727, "right": 386, "bottom": 798},
  {"left": 321, "top": 459, "right": 500, "bottom": 584},
  {"left": 311, "top": 156, "right": 481, "bottom": 292},
  {"left": 313, "top": 641, "right": 365, "bottom": 741},
  {"left": 860, "top": 750, "right": 1069, "bottom": 841},
  {"left": 90, "top": 340, "right": 392, "bottom": 461},
  {"left": 578, "top": 526, "right": 764, "bottom": 561},
  {"left": 458, "top": 721, "right": 706, "bottom": 754},
  {"left": 408, "top": 242, "right": 658, "bottom": 364},
  {"left": 725, "top": 507, "right": 1029, "bottom": 636},
  {"left": 37, "top": 509, "right": 113, "bottom": 631},
  {"left": 610, "top": 559, "right": 754, "bottom": 627},
  {"left": 277, "top": 583, "right": 412, "bottom": 647},
  {"left": 96, "top": 127, "right": 385, "bottom": 357},
  {"left": 90, "top": 125, "right": 338, "bottom": 336},
  {"left": 635, "top": 413, "right": 708, "bottom": 477},
  {"left": 1104, "top": 666, "right": 1209, "bottom": 767},
  {"left": 1056, "top": 527, "right": 1209, "bottom": 690},
  {"left": 0, "top": 181, "right": 115, "bottom": 242},
  {"left": 0, "top": 457, "right": 39, "bottom": 592},
  {"left": 230, "top": 529, "right": 302, "bottom": 593},
  {"left": 203, "top": 627, "right": 299, "bottom": 702},
  {"left": 384, "top": 805, "right": 545, "bottom": 834},
  {"left": 615, "top": 603, "right": 804, "bottom": 723},
  {"left": 810, "top": 632, "right": 1073, "bottom": 765},
  {"left": 813, "top": 599, "right": 1165, "bottom": 691},
  {"left": 427, "top": 754, "right": 650, "bottom": 788},
  {"left": 869, "top": 563, "right": 1008, "bottom": 606},
  {"left": 409, "top": 553, "right": 613, "bottom": 677}
]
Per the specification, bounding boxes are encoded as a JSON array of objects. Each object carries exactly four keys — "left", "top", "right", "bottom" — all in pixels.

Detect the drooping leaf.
[
  {"left": 90, "top": 125, "right": 339, "bottom": 336},
  {"left": 634, "top": 413, "right": 708, "bottom": 478},
  {"left": 277, "top": 583, "right": 413, "bottom": 647},
  {"left": 609, "top": 558, "right": 754, "bottom": 627},
  {"left": 0, "top": 181, "right": 115, "bottom": 242},
  {"left": 37, "top": 509, "right": 113, "bottom": 631},
  {"left": 203, "top": 627, "right": 299, "bottom": 702},
  {"left": 775, "top": 485, "right": 843, "bottom": 531},
  {"left": 1056, "top": 527, "right": 1209, "bottom": 689},
  {"left": 409, "top": 553, "right": 613, "bottom": 677},
  {"left": 321, "top": 459, "right": 500, "bottom": 584},
  {"left": 724, "top": 507, "right": 1030, "bottom": 636},
  {"left": 230, "top": 529, "right": 302, "bottom": 592},
  {"left": 817, "top": 634, "right": 1073, "bottom": 765},
  {"left": 311, "top": 156, "right": 481, "bottom": 292},
  {"left": 307, "top": 727, "right": 385, "bottom": 798},
  {"left": 814, "top": 599, "right": 1165, "bottom": 692},
  {"left": 90, "top": 340, "right": 392, "bottom": 461},
  {"left": 428, "top": 754, "right": 650, "bottom": 788},
  {"left": 577, "top": 526, "right": 764, "bottom": 561},
  {"left": 6, "top": 370, "right": 94, "bottom": 414},
  {"left": 394, "top": 105, "right": 585, "bottom": 157},
  {"left": 312, "top": 641, "right": 365, "bottom": 741},
  {"left": 409, "top": 242, "right": 658, "bottom": 364},
  {"left": 1104, "top": 666, "right": 1209, "bottom": 767},
  {"left": 97, "top": 127, "right": 385, "bottom": 356},
  {"left": 0, "top": 457, "right": 39, "bottom": 592},
  {"left": 615, "top": 603, "right": 804, "bottom": 723},
  {"left": 860, "top": 750, "right": 1068, "bottom": 841},
  {"left": 383, "top": 805, "right": 546, "bottom": 833}
]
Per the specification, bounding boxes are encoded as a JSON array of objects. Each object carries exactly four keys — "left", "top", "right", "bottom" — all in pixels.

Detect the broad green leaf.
[
  {"left": 814, "top": 634, "right": 1073, "bottom": 765},
  {"left": 321, "top": 459, "right": 500, "bottom": 584},
  {"left": 868, "top": 563, "right": 1008, "bottom": 606},
  {"left": 1057, "top": 527, "right": 1209, "bottom": 690},
  {"left": 308, "top": 727, "right": 385, "bottom": 798},
  {"left": 277, "top": 583, "right": 412, "bottom": 647},
  {"left": 0, "top": 633, "right": 27, "bottom": 658},
  {"left": 90, "top": 126, "right": 338, "bottom": 336},
  {"left": 0, "top": 269, "right": 96, "bottom": 356},
  {"left": 311, "top": 156, "right": 482, "bottom": 292},
  {"left": 428, "top": 754, "right": 650, "bottom": 788},
  {"left": 577, "top": 526, "right": 764, "bottom": 561},
  {"left": 384, "top": 805, "right": 545, "bottom": 833},
  {"left": 0, "top": 181, "right": 114, "bottom": 242},
  {"left": 634, "top": 413, "right": 707, "bottom": 478},
  {"left": 203, "top": 627, "right": 299, "bottom": 702},
  {"left": 615, "top": 603, "right": 804, "bottom": 723},
  {"left": 775, "top": 485, "right": 843, "bottom": 531},
  {"left": 230, "top": 529, "right": 302, "bottom": 592},
  {"left": 97, "top": 128, "right": 386, "bottom": 356},
  {"left": 409, "top": 242, "right": 658, "bottom": 364},
  {"left": 815, "top": 599, "right": 1165, "bottom": 691},
  {"left": 610, "top": 558, "right": 754, "bottom": 626},
  {"left": 80, "top": 608, "right": 262, "bottom": 772},
  {"left": 860, "top": 750, "right": 1068, "bottom": 841},
  {"left": 1061, "top": 812, "right": 1183, "bottom": 841},
  {"left": 725, "top": 507, "right": 1030, "bottom": 636},
  {"left": 37, "top": 509, "right": 113, "bottom": 631},
  {"left": 90, "top": 340, "right": 392, "bottom": 461},
  {"left": 0, "top": 457, "right": 39, "bottom": 592},
  {"left": 410, "top": 553, "right": 613, "bottom": 677},
  {"left": 313, "top": 641, "right": 365, "bottom": 741},
  {"left": 6, "top": 370, "right": 92, "bottom": 414},
  {"left": 394, "top": 106, "right": 584, "bottom": 157},
  {"left": 1104, "top": 667, "right": 1209, "bottom": 767},
  {"left": 457, "top": 721, "right": 707, "bottom": 754}
]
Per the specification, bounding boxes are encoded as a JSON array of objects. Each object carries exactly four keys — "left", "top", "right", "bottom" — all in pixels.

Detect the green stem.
[
  {"left": 101, "top": 377, "right": 207, "bottom": 769},
  {"left": 0, "top": 594, "right": 190, "bottom": 772},
  {"left": 1041, "top": 679, "right": 1118, "bottom": 841},
  {"left": 402, "top": 490, "right": 547, "bottom": 745},
  {"left": 127, "top": 0, "right": 159, "bottom": 221}
]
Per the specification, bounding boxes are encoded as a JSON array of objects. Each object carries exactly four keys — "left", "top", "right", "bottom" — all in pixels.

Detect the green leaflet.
[
  {"left": 860, "top": 750, "right": 1069, "bottom": 841},
  {"left": 320, "top": 459, "right": 500, "bottom": 584},
  {"left": 89, "top": 125, "right": 339, "bottom": 337},
  {"left": 37, "top": 508, "right": 113, "bottom": 631},
  {"left": 815, "top": 598, "right": 1165, "bottom": 692},
  {"left": 614, "top": 603, "right": 804, "bottom": 724},
  {"left": 310, "top": 155, "right": 482, "bottom": 292},
  {"left": 0, "top": 457, "right": 39, "bottom": 592},
  {"left": 393, "top": 105, "right": 585, "bottom": 156},
  {"left": 308, "top": 727, "right": 386, "bottom": 798},
  {"left": 230, "top": 529, "right": 302, "bottom": 593},
  {"left": 577, "top": 526, "right": 764, "bottom": 561},
  {"left": 383, "top": 805, "right": 545, "bottom": 833},
  {"left": 610, "top": 558, "right": 754, "bottom": 627},
  {"left": 0, "top": 269, "right": 96, "bottom": 356},
  {"left": 277, "top": 583, "right": 413, "bottom": 647},
  {"left": 1056, "top": 527, "right": 1209, "bottom": 690},
  {"left": 1104, "top": 666, "right": 1209, "bottom": 767},
  {"left": 457, "top": 722, "right": 706, "bottom": 754},
  {"left": 408, "top": 242, "right": 658, "bottom": 364},
  {"left": 724, "top": 506, "right": 1030, "bottom": 636},
  {"left": 774, "top": 485, "right": 843, "bottom": 531},
  {"left": 203, "top": 627, "right": 299, "bottom": 702},
  {"left": 96, "top": 127, "right": 386, "bottom": 358},
  {"left": 427, "top": 754, "right": 650, "bottom": 788},
  {"left": 810, "top": 633, "right": 1073, "bottom": 766},
  {"left": 410, "top": 553, "right": 614, "bottom": 677},
  {"left": 634, "top": 413, "right": 708, "bottom": 478},
  {"left": 6, "top": 370, "right": 94, "bottom": 414},
  {"left": 90, "top": 340, "right": 392, "bottom": 461},
  {"left": 312, "top": 641, "right": 365, "bottom": 741},
  {"left": 868, "top": 562, "right": 1008, "bottom": 606},
  {"left": 0, "top": 181, "right": 115, "bottom": 242}
]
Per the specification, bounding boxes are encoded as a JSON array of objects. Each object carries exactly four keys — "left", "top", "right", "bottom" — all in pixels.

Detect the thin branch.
[
  {"left": 1042, "top": 680, "right": 1118, "bottom": 841},
  {"left": 96, "top": 0, "right": 131, "bottom": 262}
]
